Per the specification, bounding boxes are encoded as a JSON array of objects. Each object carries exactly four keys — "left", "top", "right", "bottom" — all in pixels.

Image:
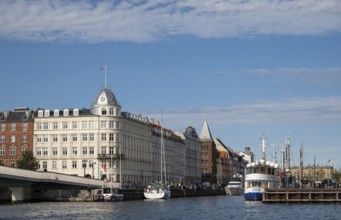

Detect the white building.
[
  {"left": 33, "top": 87, "right": 196, "bottom": 188},
  {"left": 173, "top": 126, "right": 202, "bottom": 184}
]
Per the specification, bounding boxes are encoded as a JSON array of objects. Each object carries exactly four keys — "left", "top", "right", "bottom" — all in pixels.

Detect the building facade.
[
  {"left": 199, "top": 120, "right": 217, "bottom": 184},
  {"left": 32, "top": 87, "right": 197, "bottom": 188},
  {"left": 290, "top": 165, "right": 334, "bottom": 182},
  {"left": 0, "top": 108, "right": 34, "bottom": 167},
  {"left": 173, "top": 126, "right": 202, "bottom": 184}
]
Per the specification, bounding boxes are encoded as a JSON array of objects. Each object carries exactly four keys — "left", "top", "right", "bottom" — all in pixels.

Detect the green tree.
[{"left": 17, "top": 151, "right": 39, "bottom": 171}]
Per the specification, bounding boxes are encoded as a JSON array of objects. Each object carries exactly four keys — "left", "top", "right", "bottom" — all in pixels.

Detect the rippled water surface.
[{"left": 0, "top": 196, "right": 340, "bottom": 220}]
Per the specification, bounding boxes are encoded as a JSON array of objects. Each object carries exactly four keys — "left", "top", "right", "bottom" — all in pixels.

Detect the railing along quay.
[{"left": 263, "top": 188, "right": 341, "bottom": 203}]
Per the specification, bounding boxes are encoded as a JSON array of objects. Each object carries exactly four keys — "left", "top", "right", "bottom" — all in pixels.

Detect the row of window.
[
  {"left": 0, "top": 123, "right": 28, "bottom": 131},
  {"left": 0, "top": 147, "right": 27, "bottom": 156},
  {"left": 0, "top": 160, "right": 16, "bottom": 167},
  {"left": 37, "top": 107, "right": 119, "bottom": 118},
  {"left": 36, "top": 146, "right": 95, "bottom": 156},
  {"left": 36, "top": 133, "right": 118, "bottom": 143},
  {"left": 36, "top": 120, "right": 119, "bottom": 130},
  {"left": 36, "top": 146, "right": 119, "bottom": 157},
  {"left": 0, "top": 135, "right": 28, "bottom": 143},
  {"left": 38, "top": 109, "right": 78, "bottom": 117},
  {"left": 39, "top": 160, "right": 105, "bottom": 170}
]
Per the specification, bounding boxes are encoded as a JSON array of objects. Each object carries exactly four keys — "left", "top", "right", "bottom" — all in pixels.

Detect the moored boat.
[
  {"left": 244, "top": 135, "right": 280, "bottom": 201},
  {"left": 225, "top": 174, "right": 244, "bottom": 195},
  {"left": 144, "top": 182, "right": 171, "bottom": 199},
  {"left": 144, "top": 109, "right": 171, "bottom": 199},
  {"left": 102, "top": 186, "right": 124, "bottom": 201}
]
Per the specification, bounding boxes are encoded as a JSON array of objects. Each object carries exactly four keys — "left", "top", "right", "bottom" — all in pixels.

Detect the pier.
[{"left": 263, "top": 188, "right": 341, "bottom": 203}]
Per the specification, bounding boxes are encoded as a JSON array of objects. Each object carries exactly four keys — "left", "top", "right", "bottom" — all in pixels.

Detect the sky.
[{"left": 0, "top": 0, "right": 341, "bottom": 170}]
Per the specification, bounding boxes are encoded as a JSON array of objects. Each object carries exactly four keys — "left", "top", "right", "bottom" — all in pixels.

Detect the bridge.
[{"left": 0, "top": 166, "right": 103, "bottom": 202}]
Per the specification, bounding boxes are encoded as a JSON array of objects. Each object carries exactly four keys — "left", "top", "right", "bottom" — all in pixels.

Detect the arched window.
[
  {"left": 101, "top": 108, "right": 107, "bottom": 115},
  {"left": 109, "top": 108, "right": 114, "bottom": 115}
]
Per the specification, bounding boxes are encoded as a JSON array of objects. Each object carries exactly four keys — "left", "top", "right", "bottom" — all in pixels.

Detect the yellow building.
[{"left": 290, "top": 165, "right": 334, "bottom": 181}]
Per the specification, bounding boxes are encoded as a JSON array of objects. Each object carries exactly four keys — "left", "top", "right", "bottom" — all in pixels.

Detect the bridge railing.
[{"left": 0, "top": 166, "right": 103, "bottom": 188}]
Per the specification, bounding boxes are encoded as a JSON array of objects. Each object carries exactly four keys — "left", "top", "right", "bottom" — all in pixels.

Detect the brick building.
[{"left": 0, "top": 107, "right": 34, "bottom": 167}]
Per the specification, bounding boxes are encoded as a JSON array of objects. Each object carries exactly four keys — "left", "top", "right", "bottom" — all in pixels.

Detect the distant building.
[
  {"left": 214, "top": 138, "right": 231, "bottom": 185},
  {"left": 173, "top": 126, "right": 202, "bottom": 184},
  {"left": 0, "top": 107, "right": 34, "bottom": 167},
  {"left": 290, "top": 165, "right": 334, "bottom": 182},
  {"left": 239, "top": 147, "right": 254, "bottom": 164},
  {"left": 199, "top": 120, "right": 217, "bottom": 184}
]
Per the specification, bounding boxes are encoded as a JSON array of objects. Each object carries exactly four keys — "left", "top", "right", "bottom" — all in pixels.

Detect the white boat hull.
[
  {"left": 144, "top": 190, "right": 171, "bottom": 199},
  {"left": 225, "top": 187, "right": 244, "bottom": 195}
]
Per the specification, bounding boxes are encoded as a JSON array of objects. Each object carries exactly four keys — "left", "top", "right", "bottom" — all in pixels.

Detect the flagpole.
[{"left": 105, "top": 65, "right": 107, "bottom": 89}]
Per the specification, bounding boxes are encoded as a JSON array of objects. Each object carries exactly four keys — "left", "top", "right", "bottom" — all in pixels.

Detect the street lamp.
[
  {"left": 92, "top": 162, "right": 96, "bottom": 179},
  {"left": 82, "top": 160, "right": 86, "bottom": 177}
]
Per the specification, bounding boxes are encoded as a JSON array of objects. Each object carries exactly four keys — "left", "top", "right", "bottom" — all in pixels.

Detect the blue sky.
[{"left": 1, "top": 0, "right": 341, "bottom": 170}]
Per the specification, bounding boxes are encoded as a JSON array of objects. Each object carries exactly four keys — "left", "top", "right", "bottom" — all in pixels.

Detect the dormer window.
[
  {"left": 101, "top": 108, "right": 107, "bottom": 115},
  {"left": 109, "top": 108, "right": 114, "bottom": 115},
  {"left": 38, "top": 110, "right": 43, "bottom": 117},
  {"left": 63, "top": 109, "right": 69, "bottom": 116},
  {"left": 44, "top": 110, "right": 50, "bottom": 117},
  {"left": 73, "top": 109, "right": 79, "bottom": 116},
  {"left": 54, "top": 110, "right": 59, "bottom": 117}
]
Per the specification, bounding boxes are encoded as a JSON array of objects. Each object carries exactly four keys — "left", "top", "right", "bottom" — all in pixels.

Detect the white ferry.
[{"left": 244, "top": 135, "right": 280, "bottom": 201}]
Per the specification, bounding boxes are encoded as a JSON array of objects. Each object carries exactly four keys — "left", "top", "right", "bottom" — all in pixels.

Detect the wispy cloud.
[
  {"left": 0, "top": 0, "right": 340, "bottom": 42},
  {"left": 141, "top": 96, "right": 341, "bottom": 129},
  {"left": 247, "top": 67, "right": 341, "bottom": 83}
]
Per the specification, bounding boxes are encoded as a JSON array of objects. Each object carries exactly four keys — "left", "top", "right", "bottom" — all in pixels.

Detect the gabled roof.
[{"left": 199, "top": 120, "right": 213, "bottom": 142}]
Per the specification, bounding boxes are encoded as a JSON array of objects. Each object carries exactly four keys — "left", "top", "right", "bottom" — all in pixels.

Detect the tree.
[{"left": 17, "top": 151, "right": 39, "bottom": 171}]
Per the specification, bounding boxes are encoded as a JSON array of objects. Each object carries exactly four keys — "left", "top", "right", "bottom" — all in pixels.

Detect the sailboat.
[{"left": 144, "top": 109, "right": 171, "bottom": 199}]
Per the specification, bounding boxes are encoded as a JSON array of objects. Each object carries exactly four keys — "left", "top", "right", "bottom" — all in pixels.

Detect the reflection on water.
[{"left": 0, "top": 196, "right": 340, "bottom": 220}]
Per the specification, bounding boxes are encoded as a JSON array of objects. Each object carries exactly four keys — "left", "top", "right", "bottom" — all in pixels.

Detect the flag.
[
  {"left": 104, "top": 163, "right": 107, "bottom": 173},
  {"left": 328, "top": 159, "right": 331, "bottom": 163},
  {"left": 100, "top": 65, "right": 107, "bottom": 71}
]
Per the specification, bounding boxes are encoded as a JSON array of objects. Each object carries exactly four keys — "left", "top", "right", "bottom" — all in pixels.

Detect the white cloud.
[
  {"left": 0, "top": 0, "right": 340, "bottom": 42},
  {"left": 141, "top": 96, "right": 341, "bottom": 128},
  {"left": 247, "top": 67, "right": 341, "bottom": 83}
]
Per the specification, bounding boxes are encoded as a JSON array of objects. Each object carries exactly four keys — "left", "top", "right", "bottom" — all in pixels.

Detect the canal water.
[{"left": 0, "top": 196, "right": 340, "bottom": 220}]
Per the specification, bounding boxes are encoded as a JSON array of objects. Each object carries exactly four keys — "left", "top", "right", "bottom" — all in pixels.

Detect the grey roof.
[
  {"left": 199, "top": 120, "right": 213, "bottom": 142},
  {"left": 34, "top": 108, "right": 93, "bottom": 117},
  {"left": 184, "top": 126, "right": 199, "bottom": 139},
  {"left": 92, "top": 88, "right": 119, "bottom": 106},
  {"left": 0, "top": 109, "right": 34, "bottom": 122}
]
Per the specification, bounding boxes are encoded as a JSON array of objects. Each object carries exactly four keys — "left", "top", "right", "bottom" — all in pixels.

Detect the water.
[{"left": 0, "top": 196, "right": 340, "bottom": 220}]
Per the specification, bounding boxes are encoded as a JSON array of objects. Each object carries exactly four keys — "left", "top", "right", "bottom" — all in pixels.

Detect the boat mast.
[
  {"left": 160, "top": 108, "right": 163, "bottom": 183},
  {"left": 260, "top": 134, "right": 267, "bottom": 160},
  {"left": 285, "top": 134, "right": 291, "bottom": 171},
  {"left": 299, "top": 142, "right": 303, "bottom": 188},
  {"left": 160, "top": 108, "right": 167, "bottom": 184}
]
